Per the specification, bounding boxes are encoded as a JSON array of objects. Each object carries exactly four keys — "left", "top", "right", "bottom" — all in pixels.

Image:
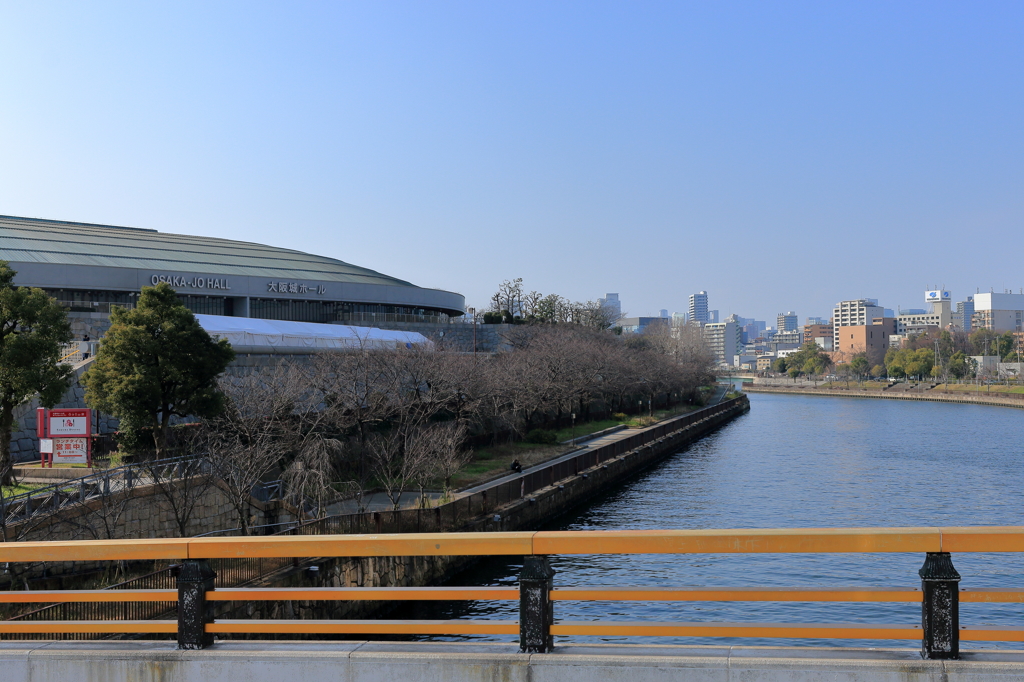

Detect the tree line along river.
[{"left": 395, "top": 392, "right": 1024, "bottom": 648}]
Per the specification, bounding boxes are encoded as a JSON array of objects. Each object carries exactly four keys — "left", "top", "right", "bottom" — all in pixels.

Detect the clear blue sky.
[{"left": 1, "top": 2, "right": 1021, "bottom": 323}]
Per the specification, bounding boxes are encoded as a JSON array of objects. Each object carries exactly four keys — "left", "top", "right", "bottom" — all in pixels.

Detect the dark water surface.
[{"left": 404, "top": 393, "right": 1024, "bottom": 648}]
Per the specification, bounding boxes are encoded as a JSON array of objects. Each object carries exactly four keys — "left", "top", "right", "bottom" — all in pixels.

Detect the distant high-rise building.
[
  {"left": 598, "top": 293, "right": 621, "bottom": 323},
  {"left": 805, "top": 316, "right": 828, "bottom": 326},
  {"left": 709, "top": 310, "right": 719, "bottom": 323},
  {"left": 688, "top": 291, "right": 709, "bottom": 324},
  {"left": 956, "top": 296, "right": 975, "bottom": 332},
  {"left": 777, "top": 312, "right": 798, "bottom": 332},
  {"left": 671, "top": 312, "right": 688, "bottom": 326},
  {"left": 659, "top": 309, "right": 669, "bottom": 318}
]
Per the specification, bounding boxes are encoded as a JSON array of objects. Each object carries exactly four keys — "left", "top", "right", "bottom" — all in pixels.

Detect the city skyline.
[{"left": 1, "top": 3, "right": 1022, "bottom": 323}]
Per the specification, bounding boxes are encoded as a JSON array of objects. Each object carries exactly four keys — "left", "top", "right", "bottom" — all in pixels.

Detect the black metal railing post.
[
  {"left": 177, "top": 559, "right": 217, "bottom": 649},
  {"left": 920, "top": 552, "right": 961, "bottom": 659},
  {"left": 519, "top": 555, "right": 555, "bottom": 653}
]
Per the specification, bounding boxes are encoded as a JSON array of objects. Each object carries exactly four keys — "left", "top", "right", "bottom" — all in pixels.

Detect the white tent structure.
[{"left": 194, "top": 314, "right": 433, "bottom": 352}]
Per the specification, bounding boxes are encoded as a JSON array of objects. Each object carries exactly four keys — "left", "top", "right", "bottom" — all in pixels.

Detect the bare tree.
[
  {"left": 282, "top": 437, "right": 338, "bottom": 520},
  {"left": 367, "top": 425, "right": 426, "bottom": 511},
  {"left": 202, "top": 364, "right": 304, "bottom": 535},
  {"left": 490, "top": 278, "right": 524, "bottom": 318},
  {"left": 420, "top": 421, "right": 470, "bottom": 502},
  {"left": 141, "top": 448, "right": 216, "bottom": 537}
]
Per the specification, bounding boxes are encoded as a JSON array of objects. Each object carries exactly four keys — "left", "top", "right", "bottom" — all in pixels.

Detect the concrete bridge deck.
[{"left": 2, "top": 640, "right": 1022, "bottom": 681}]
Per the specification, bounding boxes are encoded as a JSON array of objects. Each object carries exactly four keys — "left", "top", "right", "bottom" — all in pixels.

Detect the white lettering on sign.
[
  {"left": 268, "top": 282, "right": 326, "bottom": 295},
  {"left": 53, "top": 437, "right": 88, "bottom": 463},
  {"left": 50, "top": 416, "right": 88, "bottom": 436},
  {"left": 150, "top": 275, "right": 231, "bottom": 290}
]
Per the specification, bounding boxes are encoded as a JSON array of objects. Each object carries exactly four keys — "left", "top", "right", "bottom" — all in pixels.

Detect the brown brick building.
[
  {"left": 803, "top": 323, "right": 834, "bottom": 350},
  {"left": 831, "top": 318, "right": 897, "bottom": 367}
]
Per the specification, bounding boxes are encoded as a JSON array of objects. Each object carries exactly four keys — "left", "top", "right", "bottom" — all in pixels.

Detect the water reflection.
[{"left": 397, "top": 394, "right": 1024, "bottom": 648}]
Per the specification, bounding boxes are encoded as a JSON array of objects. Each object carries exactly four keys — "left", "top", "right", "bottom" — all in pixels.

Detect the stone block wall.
[
  {"left": 67, "top": 311, "right": 113, "bottom": 341},
  {"left": 8, "top": 359, "right": 120, "bottom": 464}
]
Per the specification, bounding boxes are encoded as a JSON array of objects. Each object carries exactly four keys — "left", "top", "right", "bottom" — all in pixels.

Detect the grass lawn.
[
  {"left": 820, "top": 381, "right": 888, "bottom": 390},
  {"left": 451, "top": 403, "right": 699, "bottom": 490},
  {"left": 1, "top": 482, "right": 42, "bottom": 497}
]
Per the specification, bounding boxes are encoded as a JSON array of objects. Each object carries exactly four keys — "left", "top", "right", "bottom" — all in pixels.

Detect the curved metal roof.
[{"left": 0, "top": 215, "right": 416, "bottom": 287}]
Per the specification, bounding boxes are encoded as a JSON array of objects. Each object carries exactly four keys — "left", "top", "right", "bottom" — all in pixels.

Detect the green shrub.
[{"left": 525, "top": 429, "right": 558, "bottom": 444}]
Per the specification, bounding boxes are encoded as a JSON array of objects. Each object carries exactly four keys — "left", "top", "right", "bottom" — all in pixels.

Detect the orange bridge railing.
[{"left": 2, "top": 527, "right": 1024, "bottom": 658}]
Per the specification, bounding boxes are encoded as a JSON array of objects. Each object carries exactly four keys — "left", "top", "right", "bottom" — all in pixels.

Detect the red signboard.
[
  {"left": 49, "top": 408, "right": 91, "bottom": 436},
  {"left": 37, "top": 408, "right": 92, "bottom": 468}
]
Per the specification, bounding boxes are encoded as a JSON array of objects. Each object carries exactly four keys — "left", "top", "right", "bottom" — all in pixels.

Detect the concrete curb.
[{"left": 2, "top": 641, "right": 1023, "bottom": 681}]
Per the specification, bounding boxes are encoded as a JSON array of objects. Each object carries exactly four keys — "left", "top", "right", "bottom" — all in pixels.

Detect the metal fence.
[{"left": 1, "top": 456, "right": 221, "bottom": 529}]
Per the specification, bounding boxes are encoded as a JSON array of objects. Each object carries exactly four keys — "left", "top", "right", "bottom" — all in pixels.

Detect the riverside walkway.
[{"left": 461, "top": 386, "right": 732, "bottom": 499}]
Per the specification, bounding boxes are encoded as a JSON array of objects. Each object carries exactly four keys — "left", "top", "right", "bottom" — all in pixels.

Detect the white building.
[
  {"left": 832, "top": 299, "right": 884, "bottom": 349},
  {"left": 598, "top": 293, "right": 622, "bottom": 323},
  {"left": 703, "top": 321, "right": 741, "bottom": 366},
  {"left": 689, "top": 291, "right": 709, "bottom": 324},
  {"left": 972, "top": 292, "right": 1024, "bottom": 332},
  {"left": 897, "top": 290, "right": 952, "bottom": 334}
]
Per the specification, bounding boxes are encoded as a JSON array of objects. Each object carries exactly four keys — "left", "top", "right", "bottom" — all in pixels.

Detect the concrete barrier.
[{"left": 2, "top": 641, "right": 1023, "bottom": 681}]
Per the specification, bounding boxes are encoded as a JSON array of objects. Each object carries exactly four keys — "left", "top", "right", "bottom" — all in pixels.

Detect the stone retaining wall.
[{"left": 745, "top": 386, "right": 1024, "bottom": 409}]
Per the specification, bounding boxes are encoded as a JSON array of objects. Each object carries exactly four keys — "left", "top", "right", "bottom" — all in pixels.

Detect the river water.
[{"left": 404, "top": 393, "right": 1024, "bottom": 648}]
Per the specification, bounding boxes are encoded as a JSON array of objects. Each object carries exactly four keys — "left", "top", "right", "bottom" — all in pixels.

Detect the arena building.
[{"left": 0, "top": 214, "right": 465, "bottom": 325}]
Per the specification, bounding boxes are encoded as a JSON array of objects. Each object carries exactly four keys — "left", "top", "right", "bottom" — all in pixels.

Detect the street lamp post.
[{"left": 571, "top": 413, "right": 576, "bottom": 447}]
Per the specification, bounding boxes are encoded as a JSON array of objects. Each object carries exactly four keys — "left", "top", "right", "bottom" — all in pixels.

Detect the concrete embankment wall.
[
  {"left": 3, "top": 641, "right": 1022, "bottom": 682},
  {"left": 745, "top": 386, "right": 1024, "bottom": 410}
]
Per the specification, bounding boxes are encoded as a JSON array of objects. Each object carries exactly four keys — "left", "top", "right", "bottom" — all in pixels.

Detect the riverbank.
[
  {"left": 744, "top": 385, "right": 1024, "bottom": 409},
  {"left": 220, "top": 396, "right": 751, "bottom": 629}
]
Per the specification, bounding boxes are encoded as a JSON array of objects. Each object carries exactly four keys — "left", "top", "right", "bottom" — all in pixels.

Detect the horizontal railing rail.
[
  {"left": 6, "top": 526, "right": 1023, "bottom": 562},
  {"left": 2, "top": 526, "right": 1024, "bottom": 657}
]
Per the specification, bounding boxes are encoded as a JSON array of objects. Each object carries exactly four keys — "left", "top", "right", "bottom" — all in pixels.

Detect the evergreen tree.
[
  {"left": 0, "top": 262, "right": 73, "bottom": 486},
  {"left": 83, "top": 282, "right": 235, "bottom": 456}
]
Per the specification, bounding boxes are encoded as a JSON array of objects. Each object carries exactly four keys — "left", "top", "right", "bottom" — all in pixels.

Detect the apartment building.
[
  {"left": 689, "top": 291, "right": 710, "bottom": 324},
  {"left": 972, "top": 292, "right": 1024, "bottom": 332},
  {"left": 777, "top": 311, "right": 798, "bottom": 332},
  {"left": 804, "top": 323, "right": 833, "bottom": 350},
  {"left": 832, "top": 299, "right": 884, "bottom": 350},
  {"left": 703, "top": 321, "right": 741, "bottom": 366}
]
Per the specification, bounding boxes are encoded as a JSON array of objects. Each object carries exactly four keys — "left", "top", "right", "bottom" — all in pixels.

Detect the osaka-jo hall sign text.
[{"left": 151, "top": 274, "right": 231, "bottom": 290}]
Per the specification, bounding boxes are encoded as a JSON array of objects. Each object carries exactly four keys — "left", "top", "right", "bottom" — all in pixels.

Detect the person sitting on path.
[{"left": 510, "top": 458, "right": 523, "bottom": 474}]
